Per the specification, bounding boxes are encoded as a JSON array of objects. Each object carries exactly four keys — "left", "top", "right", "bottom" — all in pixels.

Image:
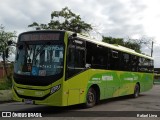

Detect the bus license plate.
[{"left": 24, "top": 99, "right": 33, "bottom": 104}]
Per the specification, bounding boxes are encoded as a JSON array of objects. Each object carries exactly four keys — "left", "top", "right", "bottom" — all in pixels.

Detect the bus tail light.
[{"left": 50, "top": 84, "right": 61, "bottom": 94}]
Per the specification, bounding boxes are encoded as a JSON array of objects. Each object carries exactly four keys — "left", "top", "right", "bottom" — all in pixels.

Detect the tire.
[
  {"left": 133, "top": 84, "right": 140, "bottom": 98},
  {"left": 85, "top": 87, "right": 96, "bottom": 108}
]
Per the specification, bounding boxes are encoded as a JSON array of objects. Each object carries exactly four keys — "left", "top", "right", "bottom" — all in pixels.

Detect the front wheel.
[
  {"left": 133, "top": 84, "right": 140, "bottom": 98},
  {"left": 85, "top": 87, "right": 96, "bottom": 108}
]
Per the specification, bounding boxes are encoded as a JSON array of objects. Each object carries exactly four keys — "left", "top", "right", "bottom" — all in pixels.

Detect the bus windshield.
[{"left": 14, "top": 42, "right": 64, "bottom": 76}]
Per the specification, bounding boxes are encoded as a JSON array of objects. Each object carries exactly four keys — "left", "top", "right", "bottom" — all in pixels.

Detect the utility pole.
[{"left": 151, "top": 41, "right": 154, "bottom": 57}]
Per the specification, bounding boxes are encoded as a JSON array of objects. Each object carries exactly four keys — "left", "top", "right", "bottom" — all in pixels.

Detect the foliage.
[
  {"left": 102, "top": 36, "right": 125, "bottom": 46},
  {"left": 0, "top": 62, "right": 13, "bottom": 90},
  {"left": 102, "top": 36, "right": 151, "bottom": 53},
  {"left": 28, "top": 7, "right": 93, "bottom": 33},
  {"left": 124, "top": 39, "right": 141, "bottom": 53},
  {"left": 0, "top": 25, "right": 16, "bottom": 57},
  {"left": 0, "top": 25, "right": 16, "bottom": 80},
  {"left": 0, "top": 77, "right": 12, "bottom": 90}
]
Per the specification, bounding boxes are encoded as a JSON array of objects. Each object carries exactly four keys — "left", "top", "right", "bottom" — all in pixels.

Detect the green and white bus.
[{"left": 12, "top": 30, "right": 154, "bottom": 107}]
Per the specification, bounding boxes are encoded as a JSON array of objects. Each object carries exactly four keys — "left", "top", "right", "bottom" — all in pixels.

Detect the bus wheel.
[
  {"left": 85, "top": 87, "right": 96, "bottom": 108},
  {"left": 133, "top": 84, "right": 140, "bottom": 98}
]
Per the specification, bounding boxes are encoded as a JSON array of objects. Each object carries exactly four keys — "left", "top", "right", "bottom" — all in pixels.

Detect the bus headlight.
[{"left": 50, "top": 84, "right": 61, "bottom": 94}]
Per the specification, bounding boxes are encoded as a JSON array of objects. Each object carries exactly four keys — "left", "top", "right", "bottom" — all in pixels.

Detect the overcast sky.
[{"left": 1, "top": 0, "right": 160, "bottom": 67}]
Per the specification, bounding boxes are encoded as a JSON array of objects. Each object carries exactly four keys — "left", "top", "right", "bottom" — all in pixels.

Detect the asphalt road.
[{"left": 0, "top": 85, "right": 160, "bottom": 120}]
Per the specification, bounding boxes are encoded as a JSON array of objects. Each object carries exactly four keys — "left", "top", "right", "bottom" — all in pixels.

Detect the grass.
[
  {"left": 0, "top": 90, "right": 12, "bottom": 102},
  {"left": 0, "top": 78, "right": 13, "bottom": 102},
  {"left": 0, "top": 78, "right": 12, "bottom": 90}
]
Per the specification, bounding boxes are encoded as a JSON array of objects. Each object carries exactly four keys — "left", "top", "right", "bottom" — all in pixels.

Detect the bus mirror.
[
  {"left": 85, "top": 63, "right": 91, "bottom": 68},
  {"left": 72, "top": 33, "right": 77, "bottom": 37},
  {"left": 69, "top": 33, "right": 77, "bottom": 40}
]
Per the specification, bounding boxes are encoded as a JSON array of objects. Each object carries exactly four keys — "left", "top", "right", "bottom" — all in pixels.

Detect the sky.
[{"left": 1, "top": 0, "right": 160, "bottom": 67}]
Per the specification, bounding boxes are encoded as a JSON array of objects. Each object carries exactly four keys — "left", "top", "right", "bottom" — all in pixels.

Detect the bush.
[{"left": 0, "top": 78, "right": 12, "bottom": 90}]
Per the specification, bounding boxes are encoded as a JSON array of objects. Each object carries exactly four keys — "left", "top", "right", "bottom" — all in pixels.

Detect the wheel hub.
[{"left": 88, "top": 92, "right": 94, "bottom": 103}]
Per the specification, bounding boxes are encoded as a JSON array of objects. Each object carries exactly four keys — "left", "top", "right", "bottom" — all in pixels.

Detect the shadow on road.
[
  {"left": 99, "top": 94, "right": 146, "bottom": 105},
  {"left": 8, "top": 94, "right": 147, "bottom": 117}
]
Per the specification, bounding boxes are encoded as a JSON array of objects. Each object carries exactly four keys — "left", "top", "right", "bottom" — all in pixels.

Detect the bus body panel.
[
  {"left": 62, "top": 69, "right": 153, "bottom": 106},
  {"left": 12, "top": 78, "right": 64, "bottom": 106},
  {"left": 64, "top": 70, "right": 89, "bottom": 105},
  {"left": 13, "top": 69, "right": 153, "bottom": 106}
]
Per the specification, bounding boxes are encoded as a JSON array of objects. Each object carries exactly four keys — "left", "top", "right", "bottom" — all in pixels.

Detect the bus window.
[
  {"left": 86, "top": 42, "right": 107, "bottom": 69},
  {"left": 110, "top": 50, "right": 119, "bottom": 70},
  {"left": 139, "top": 58, "right": 154, "bottom": 73},
  {"left": 123, "top": 53, "right": 130, "bottom": 71},
  {"left": 67, "top": 46, "right": 86, "bottom": 79},
  {"left": 130, "top": 55, "right": 139, "bottom": 72}
]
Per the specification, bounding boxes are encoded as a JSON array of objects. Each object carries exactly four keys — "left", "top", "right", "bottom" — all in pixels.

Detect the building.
[{"left": 0, "top": 61, "right": 13, "bottom": 79}]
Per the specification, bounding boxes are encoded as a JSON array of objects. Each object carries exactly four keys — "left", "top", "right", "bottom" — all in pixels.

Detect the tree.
[
  {"left": 0, "top": 25, "right": 16, "bottom": 80},
  {"left": 28, "top": 7, "right": 93, "bottom": 33},
  {"left": 124, "top": 40, "right": 141, "bottom": 53},
  {"left": 102, "top": 36, "right": 125, "bottom": 46},
  {"left": 125, "top": 36, "right": 152, "bottom": 53},
  {"left": 102, "top": 36, "right": 150, "bottom": 53}
]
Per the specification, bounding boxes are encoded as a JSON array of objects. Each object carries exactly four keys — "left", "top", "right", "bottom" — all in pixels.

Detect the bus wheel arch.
[{"left": 85, "top": 84, "right": 100, "bottom": 108}]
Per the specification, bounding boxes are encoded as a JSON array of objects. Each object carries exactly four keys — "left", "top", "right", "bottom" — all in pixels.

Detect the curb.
[{"left": 0, "top": 100, "right": 14, "bottom": 104}]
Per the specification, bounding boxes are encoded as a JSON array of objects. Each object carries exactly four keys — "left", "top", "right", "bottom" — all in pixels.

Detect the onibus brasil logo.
[{"left": 1, "top": 112, "right": 42, "bottom": 118}]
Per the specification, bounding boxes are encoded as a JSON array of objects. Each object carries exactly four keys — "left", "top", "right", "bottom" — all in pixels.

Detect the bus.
[{"left": 12, "top": 30, "right": 154, "bottom": 107}]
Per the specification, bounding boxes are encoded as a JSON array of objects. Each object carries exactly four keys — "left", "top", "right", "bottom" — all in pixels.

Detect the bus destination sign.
[{"left": 20, "top": 33, "right": 60, "bottom": 41}]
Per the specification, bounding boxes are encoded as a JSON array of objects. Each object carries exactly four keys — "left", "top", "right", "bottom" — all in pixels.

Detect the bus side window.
[
  {"left": 110, "top": 50, "right": 119, "bottom": 70},
  {"left": 123, "top": 53, "right": 130, "bottom": 71},
  {"left": 66, "top": 46, "right": 86, "bottom": 79},
  {"left": 68, "top": 48, "right": 75, "bottom": 67},
  {"left": 138, "top": 58, "right": 153, "bottom": 73},
  {"left": 131, "top": 55, "right": 139, "bottom": 72}
]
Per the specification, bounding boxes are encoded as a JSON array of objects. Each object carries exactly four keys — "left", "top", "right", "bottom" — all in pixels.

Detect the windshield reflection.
[{"left": 14, "top": 42, "right": 64, "bottom": 76}]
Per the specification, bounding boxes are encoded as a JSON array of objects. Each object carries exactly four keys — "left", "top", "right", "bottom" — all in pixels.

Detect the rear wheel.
[
  {"left": 85, "top": 87, "right": 96, "bottom": 108},
  {"left": 133, "top": 84, "right": 140, "bottom": 98}
]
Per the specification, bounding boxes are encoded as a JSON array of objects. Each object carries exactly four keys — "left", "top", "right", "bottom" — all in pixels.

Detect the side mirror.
[
  {"left": 68, "top": 33, "right": 77, "bottom": 40},
  {"left": 72, "top": 33, "right": 77, "bottom": 37}
]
